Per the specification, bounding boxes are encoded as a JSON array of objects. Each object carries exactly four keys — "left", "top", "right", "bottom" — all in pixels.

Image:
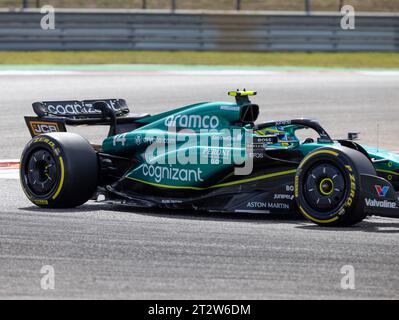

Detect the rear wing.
[
  {"left": 25, "top": 99, "right": 149, "bottom": 137},
  {"left": 32, "top": 99, "right": 129, "bottom": 119}
]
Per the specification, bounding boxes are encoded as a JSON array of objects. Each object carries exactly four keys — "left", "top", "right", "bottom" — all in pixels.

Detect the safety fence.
[{"left": 0, "top": 10, "right": 398, "bottom": 51}]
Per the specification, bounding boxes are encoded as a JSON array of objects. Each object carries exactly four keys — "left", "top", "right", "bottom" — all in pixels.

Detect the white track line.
[
  {"left": 0, "top": 160, "right": 20, "bottom": 180},
  {"left": 356, "top": 71, "right": 399, "bottom": 76},
  {"left": 167, "top": 70, "right": 280, "bottom": 76},
  {"left": 0, "top": 172, "right": 19, "bottom": 179},
  {"left": 0, "top": 71, "right": 80, "bottom": 76}
]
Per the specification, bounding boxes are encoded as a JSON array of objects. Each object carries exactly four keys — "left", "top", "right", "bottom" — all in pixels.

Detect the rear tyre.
[
  {"left": 20, "top": 133, "right": 98, "bottom": 208},
  {"left": 295, "top": 146, "right": 376, "bottom": 227}
]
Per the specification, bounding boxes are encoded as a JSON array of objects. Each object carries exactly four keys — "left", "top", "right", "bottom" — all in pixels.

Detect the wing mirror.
[{"left": 347, "top": 132, "right": 360, "bottom": 141}]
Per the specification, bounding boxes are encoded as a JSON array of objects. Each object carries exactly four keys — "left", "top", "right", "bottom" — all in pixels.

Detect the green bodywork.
[
  {"left": 101, "top": 100, "right": 399, "bottom": 190},
  {"left": 362, "top": 146, "right": 399, "bottom": 184}
]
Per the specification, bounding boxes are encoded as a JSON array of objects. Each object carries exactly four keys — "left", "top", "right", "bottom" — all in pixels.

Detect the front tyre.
[
  {"left": 295, "top": 146, "right": 376, "bottom": 227},
  {"left": 20, "top": 133, "right": 98, "bottom": 208}
]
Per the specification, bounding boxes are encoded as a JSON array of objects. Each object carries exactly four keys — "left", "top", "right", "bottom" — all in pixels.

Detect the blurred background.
[
  {"left": 0, "top": 0, "right": 398, "bottom": 63},
  {"left": 2, "top": 0, "right": 399, "bottom": 12}
]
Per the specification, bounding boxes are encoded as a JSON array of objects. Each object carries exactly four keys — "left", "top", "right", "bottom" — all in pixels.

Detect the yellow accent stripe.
[
  {"left": 216, "top": 171, "right": 235, "bottom": 184},
  {"left": 228, "top": 91, "right": 256, "bottom": 97},
  {"left": 377, "top": 169, "right": 399, "bottom": 176},
  {"left": 299, "top": 150, "right": 339, "bottom": 169},
  {"left": 52, "top": 156, "right": 65, "bottom": 200},
  {"left": 213, "top": 169, "right": 297, "bottom": 188},
  {"left": 319, "top": 178, "right": 334, "bottom": 196},
  {"left": 126, "top": 169, "right": 297, "bottom": 191},
  {"left": 299, "top": 206, "right": 339, "bottom": 224}
]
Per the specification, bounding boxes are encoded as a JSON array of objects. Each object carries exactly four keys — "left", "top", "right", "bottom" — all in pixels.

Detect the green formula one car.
[{"left": 20, "top": 90, "right": 399, "bottom": 226}]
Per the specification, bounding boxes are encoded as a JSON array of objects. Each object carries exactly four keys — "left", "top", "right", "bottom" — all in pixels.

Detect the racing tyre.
[
  {"left": 295, "top": 146, "right": 376, "bottom": 227},
  {"left": 20, "top": 133, "right": 98, "bottom": 208}
]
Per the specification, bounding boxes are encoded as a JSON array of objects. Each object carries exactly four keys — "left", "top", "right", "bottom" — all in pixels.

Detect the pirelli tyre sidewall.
[
  {"left": 295, "top": 146, "right": 376, "bottom": 227},
  {"left": 20, "top": 133, "right": 98, "bottom": 208}
]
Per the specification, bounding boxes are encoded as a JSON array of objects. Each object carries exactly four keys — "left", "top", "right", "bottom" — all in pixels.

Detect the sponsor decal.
[
  {"left": 365, "top": 198, "right": 398, "bottom": 209},
  {"left": 115, "top": 133, "right": 179, "bottom": 148},
  {"left": 274, "top": 194, "right": 295, "bottom": 200},
  {"left": 161, "top": 199, "right": 183, "bottom": 204},
  {"left": 143, "top": 136, "right": 176, "bottom": 145},
  {"left": 30, "top": 121, "right": 61, "bottom": 136},
  {"left": 47, "top": 103, "right": 96, "bottom": 115},
  {"left": 211, "top": 133, "right": 243, "bottom": 142},
  {"left": 346, "top": 174, "right": 356, "bottom": 207},
  {"left": 375, "top": 185, "right": 390, "bottom": 197},
  {"left": 44, "top": 100, "right": 125, "bottom": 116},
  {"left": 32, "top": 136, "right": 56, "bottom": 150},
  {"left": 274, "top": 120, "right": 291, "bottom": 126},
  {"left": 220, "top": 106, "right": 240, "bottom": 111},
  {"left": 165, "top": 114, "right": 220, "bottom": 129},
  {"left": 337, "top": 208, "right": 347, "bottom": 216},
  {"left": 286, "top": 185, "right": 295, "bottom": 192},
  {"left": 254, "top": 136, "right": 278, "bottom": 144},
  {"left": 202, "top": 148, "right": 230, "bottom": 164},
  {"left": 135, "top": 135, "right": 142, "bottom": 145},
  {"left": 249, "top": 152, "right": 264, "bottom": 159},
  {"left": 202, "top": 148, "right": 230, "bottom": 158},
  {"left": 142, "top": 164, "right": 204, "bottom": 183},
  {"left": 34, "top": 199, "right": 49, "bottom": 205},
  {"left": 246, "top": 202, "right": 290, "bottom": 210}
]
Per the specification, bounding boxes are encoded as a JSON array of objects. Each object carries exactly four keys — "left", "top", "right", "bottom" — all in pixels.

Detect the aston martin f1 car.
[{"left": 20, "top": 90, "right": 399, "bottom": 226}]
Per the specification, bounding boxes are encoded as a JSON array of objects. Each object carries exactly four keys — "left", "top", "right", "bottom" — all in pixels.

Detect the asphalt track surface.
[{"left": 0, "top": 67, "right": 398, "bottom": 299}]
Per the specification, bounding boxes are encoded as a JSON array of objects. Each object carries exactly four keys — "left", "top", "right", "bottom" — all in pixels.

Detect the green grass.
[{"left": 1, "top": 51, "right": 399, "bottom": 69}]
